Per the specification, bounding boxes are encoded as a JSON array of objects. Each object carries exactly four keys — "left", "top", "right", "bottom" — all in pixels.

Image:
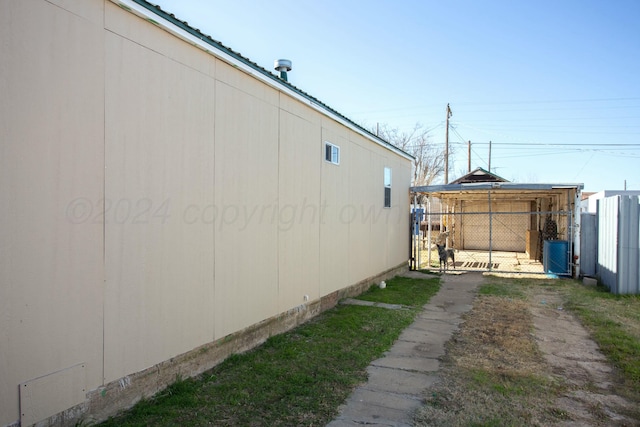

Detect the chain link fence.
[{"left": 411, "top": 209, "right": 573, "bottom": 275}]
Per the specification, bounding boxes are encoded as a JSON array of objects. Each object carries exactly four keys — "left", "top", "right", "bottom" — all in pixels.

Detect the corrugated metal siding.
[
  {"left": 580, "top": 213, "right": 597, "bottom": 276},
  {"left": 597, "top": 197, "right": 618, "bottom": 291},
  {"left": 597, "top": 196, "right": 640, "bottom": 294},
  {"left": 618, "top": 196, "right": 639, "bottom": 294}
]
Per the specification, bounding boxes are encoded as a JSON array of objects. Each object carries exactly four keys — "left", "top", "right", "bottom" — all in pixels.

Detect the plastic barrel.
[{"left": 543, "top": 240, "right": 569, "bottom": 275}]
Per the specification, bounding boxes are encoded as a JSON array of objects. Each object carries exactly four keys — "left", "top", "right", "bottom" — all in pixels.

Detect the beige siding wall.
[
  {"left": 320, "top": 125, "right": 351, "bottom": 294},
  {"left": 0, "top": 1, "right": 411, "bottom": 425},
  {"left": 213, "top": 74, "right": 280, "bottom": 338},
  {"left": 0, "top": 1, "right": 105, "bottom": 423},
  {"left": 278, "top": 100, "right": 322, "bottom": 310},
  {"left": 387, "top": 156, "right": 412, "bottom": 265},
  {"left": 103, "top": 22, "right": 217, "bottom": 381}
]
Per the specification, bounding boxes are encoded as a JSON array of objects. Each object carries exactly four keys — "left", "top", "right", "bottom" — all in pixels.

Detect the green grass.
[
  {"left": 359, "top": 275, "right": 440, "bottom": 306},
  {"left": 98, "top": 276, "right": 440, "bottom": 426},
  {"left": 478, "top": 282, "right": 526, "bottom": 299},
  {"left": 562, "top": 283, "right": 640, "bottom": 394}
]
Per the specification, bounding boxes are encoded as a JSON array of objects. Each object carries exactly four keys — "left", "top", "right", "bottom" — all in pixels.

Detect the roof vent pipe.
[{"left": 274, "top": 59, "right": 292, "bottom": 81}]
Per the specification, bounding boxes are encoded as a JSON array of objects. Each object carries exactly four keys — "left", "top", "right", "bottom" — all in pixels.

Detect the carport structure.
[{"left": 410, "top": 179, "right": 583, "bottom": 277}]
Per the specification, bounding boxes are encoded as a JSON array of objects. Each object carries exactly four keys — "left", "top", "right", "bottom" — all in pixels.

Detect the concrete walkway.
[{"left": 327, "top": 271, "right": 484, "bottom": 427}]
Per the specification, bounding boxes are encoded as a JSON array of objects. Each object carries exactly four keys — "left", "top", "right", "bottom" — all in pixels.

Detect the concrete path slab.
[{"left": 327, "top": 271, "right": 484, "bottom": 427}]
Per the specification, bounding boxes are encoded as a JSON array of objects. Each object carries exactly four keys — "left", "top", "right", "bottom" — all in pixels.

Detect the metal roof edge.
[
  {"left": 411, "top": 182, "right": 584, "bottom": 193},
  {"left": 114, "top": 0, "right": 413, "bottom": 161}
]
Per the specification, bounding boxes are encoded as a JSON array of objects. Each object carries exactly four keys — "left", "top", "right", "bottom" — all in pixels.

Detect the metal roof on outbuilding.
[
  {"left": 412, "top": 182, "right": 584, "bottom": 193},
  {"left": 411, "top": 182, "right": 584, "bottom": 203}
]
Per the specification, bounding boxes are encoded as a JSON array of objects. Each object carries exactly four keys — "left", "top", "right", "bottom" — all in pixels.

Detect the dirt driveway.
[{"left": 414, "top": 274, "right": 639, "bottom": 426}]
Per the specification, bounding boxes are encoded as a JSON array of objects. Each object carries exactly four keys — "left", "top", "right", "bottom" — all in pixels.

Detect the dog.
[
  {"left": 435, "top": 231, "right": 449, "bottom": 246},
  {"left": 436, "top": 244, "right": 455, "bottom": 271}
]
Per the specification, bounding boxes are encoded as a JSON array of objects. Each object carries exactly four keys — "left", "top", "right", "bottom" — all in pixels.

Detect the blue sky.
[{"left": 151, "top": 0, "right": 640, "bottom": 191}]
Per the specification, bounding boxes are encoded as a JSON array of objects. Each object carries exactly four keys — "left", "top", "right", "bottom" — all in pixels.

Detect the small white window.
[
  {"left": 384, "top": 167, "right": 392, "bottom": 208},
  {"left": 325, "top": 142, "right": 340, "bottom": 165}
]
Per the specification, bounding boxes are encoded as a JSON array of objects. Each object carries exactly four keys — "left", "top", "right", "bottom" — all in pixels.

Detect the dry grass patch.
[
  {"left": 415, "top": 294, "right": 562, "bottom": 426},
  {"left": 454, "top": 297, "right": 543, "bottom": 375}
]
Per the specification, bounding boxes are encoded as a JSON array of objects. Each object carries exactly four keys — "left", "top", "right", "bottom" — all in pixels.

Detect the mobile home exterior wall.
[{"left": 0, "top": 1, "right": 412, "bottom": 425}]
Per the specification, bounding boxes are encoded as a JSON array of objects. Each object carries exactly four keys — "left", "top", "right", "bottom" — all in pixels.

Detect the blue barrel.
[{"left": 543, "top": 240, "right": 569, "bottom": 275}]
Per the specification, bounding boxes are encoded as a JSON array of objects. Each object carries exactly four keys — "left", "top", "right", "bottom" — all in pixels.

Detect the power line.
[
  {"left": 462, "top": 142, "right": 640, "bottom": 147},
  {"left": 399, "top": 141, "right": 640, "bottom": 149},
  {"left": 453, "top": 96, "right": 640, "bottom": 106},
  {"left": 348, "top": 96, "right": 640, "bottom": 115}
]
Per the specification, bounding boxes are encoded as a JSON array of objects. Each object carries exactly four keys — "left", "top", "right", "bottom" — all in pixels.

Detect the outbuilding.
[{"left": 411, "top": 169, "right": 583, "bottom": 276}]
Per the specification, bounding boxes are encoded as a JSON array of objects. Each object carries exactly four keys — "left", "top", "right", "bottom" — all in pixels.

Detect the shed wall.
[
  {"left": 0, "top": 0, "right": 411, "bottom": 425},
  {"left": 460, "top": 201, "right": 529, "bottom": 251}
]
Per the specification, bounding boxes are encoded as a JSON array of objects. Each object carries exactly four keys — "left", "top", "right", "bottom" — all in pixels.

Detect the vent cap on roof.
[{"left": 274, "top": 59, "right": 292, "bottom": 81}]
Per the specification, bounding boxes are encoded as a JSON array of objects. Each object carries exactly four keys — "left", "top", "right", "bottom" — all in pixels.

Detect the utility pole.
[
  {"left": 467, "top": 140, "right": 471, "bottom": 173},
  {"left": 444, "top": 104, "right": 452, "bottom": 184},
  {"left": 488, "top": 140, "right": 492, "bottom": 173}
]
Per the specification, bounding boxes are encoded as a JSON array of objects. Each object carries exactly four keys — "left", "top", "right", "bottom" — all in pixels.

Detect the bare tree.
[{"left": 374, "top": 123, "right": 446, "bottom": 190}]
